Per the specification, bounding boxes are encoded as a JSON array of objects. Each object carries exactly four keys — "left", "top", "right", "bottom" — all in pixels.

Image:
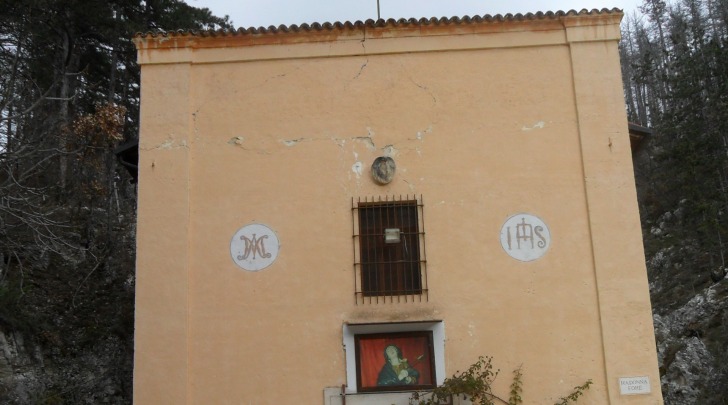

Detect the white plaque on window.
[
  {"left": 619, "top": 376, "right": 651, "bottom": 395},
  {"left": 230, "top": 223, "right": 280, "bottom": 271},
  {"left": 499, "top": 213, "right": 551, "bottom": 262}
]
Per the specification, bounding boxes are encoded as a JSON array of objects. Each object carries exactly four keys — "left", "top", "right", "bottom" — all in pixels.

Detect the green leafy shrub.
[{"left": 409, "top": 356, "right": 591, "bottom": 405}]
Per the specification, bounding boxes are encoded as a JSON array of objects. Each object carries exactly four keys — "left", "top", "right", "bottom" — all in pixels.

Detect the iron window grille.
[{"left": 352, "top": 195, "right": 428, "bottom": 304}]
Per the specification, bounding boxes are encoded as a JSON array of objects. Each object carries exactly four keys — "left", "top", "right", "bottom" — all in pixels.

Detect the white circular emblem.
[
  {"left": 230, "top": 223, "right": 280, "bottom": 271},
  {"left": 499, "top": 213, "right": 551, "bottom": 262}
]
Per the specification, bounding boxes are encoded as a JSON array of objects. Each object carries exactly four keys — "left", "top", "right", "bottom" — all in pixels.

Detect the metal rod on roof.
[{"left": 377, "top": 0, "right": 381, "bottom": 20}]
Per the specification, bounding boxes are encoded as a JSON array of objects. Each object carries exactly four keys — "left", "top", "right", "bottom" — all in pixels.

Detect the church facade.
[{"left": 133, "top": 9, "right": 663, "bottom": 404}]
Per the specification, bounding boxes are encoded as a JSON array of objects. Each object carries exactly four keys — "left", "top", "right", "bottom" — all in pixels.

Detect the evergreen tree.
[
  {"left": 622, "top": 1, "right": 728, "bottom": 402},
  {"left": 0, "top": 1, "right": 230, "bottom": 402}
]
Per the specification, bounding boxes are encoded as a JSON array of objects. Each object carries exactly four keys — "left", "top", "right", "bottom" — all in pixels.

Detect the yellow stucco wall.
[{"left": 134, "top": 10, "right": 662, "bottom": 404}]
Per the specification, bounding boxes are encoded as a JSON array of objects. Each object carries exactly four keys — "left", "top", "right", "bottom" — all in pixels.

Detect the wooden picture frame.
[{"left": 354, "top": 331, "right": 436, "bottom": 392}]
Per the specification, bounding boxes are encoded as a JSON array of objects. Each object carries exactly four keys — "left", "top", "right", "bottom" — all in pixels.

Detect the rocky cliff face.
[
  {"left": 650, "top": 259, "right": 728, "bottom": 404},
  {"left": 0, "top": 210, "right": 135, "bottom": 403},
  {"left": 657, "top": 283, "right": 728, "bottom": 402},
  {"left": 641, "top": 197, "right": 728, "bottom": 404},
  {"left": 0, "top": 328, "right": 44, "bottom": 403},
  {"left": 0, "top": 326, "right": 131, "bottom": 404}
]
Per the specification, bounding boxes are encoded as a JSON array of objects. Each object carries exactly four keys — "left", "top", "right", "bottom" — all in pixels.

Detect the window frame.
[
  {"left": 342, "top": 321, "right": 446, "bottom": 394},
  {"left": 351, "top": 195, "right": 428, "bottom": 304},
  {"left": 354, "top": 330, "right": 437, "bottom": 393}
]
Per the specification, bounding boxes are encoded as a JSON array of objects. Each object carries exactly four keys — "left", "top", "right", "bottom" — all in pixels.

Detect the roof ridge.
[{"left": 134, "top": 8, "right": 622, "bottom": 39}]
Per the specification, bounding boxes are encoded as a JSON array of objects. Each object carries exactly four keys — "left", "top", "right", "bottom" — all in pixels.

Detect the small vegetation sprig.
[
  {"left": 508, "top": 366, "right": 523, "bottom": 405},
  {"left": 409, "top": 356, "right": 591, "bottom": 405},
  {"left": 410, "top": 356, "right": 501, "bottom": 405},
  {"left": 553, "top": 379, "right": 593, "bottom": 405}
]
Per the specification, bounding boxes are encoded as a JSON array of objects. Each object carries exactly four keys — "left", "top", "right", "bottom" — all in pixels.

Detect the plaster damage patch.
[
  {"left": 155, "top": 137, "right": 187, "bottom": 150},
  {"left": 228, "top": 136, "right": 245, "bottom": 146},
  {"left": 351, "top": 161, "right": 363, "bottom": 178},
  {"left": 354, "top": 136, "right": 375, "bottom": 151},
  {"left": 281, "top": 138, "right": 304, "bottom": 147},
  {"left": 416, "top": 125, "right": 433, "bottom": 140},
  {"left": 382, "top": 145, "right": 398, "bottom": 157},
  {"left": 404, "top": 179, "right": 415, "bottom": 192},
  {"left": 522, "top": 121, "right": 546, "bottom": 131}
]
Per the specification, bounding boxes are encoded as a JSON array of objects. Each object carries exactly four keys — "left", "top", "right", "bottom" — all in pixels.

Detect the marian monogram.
[
  {"left": 500, "top": 214, "right": 551, "bottom": 262},
  {"left": 238, "top": 233, "right": 272, "bottom": 260},
  {"left": 230, "top": 224, "right": 280, "bottom": 271}
]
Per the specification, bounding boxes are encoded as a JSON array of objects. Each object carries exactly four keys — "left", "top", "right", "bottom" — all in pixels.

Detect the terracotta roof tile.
[{"left": 134, "top": 8, "right": 622, "bottom": 39}]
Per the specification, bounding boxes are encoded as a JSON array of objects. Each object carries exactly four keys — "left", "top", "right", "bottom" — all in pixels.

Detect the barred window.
[{"left": 352, "top": 195, "right": 428, "bottom": 303}]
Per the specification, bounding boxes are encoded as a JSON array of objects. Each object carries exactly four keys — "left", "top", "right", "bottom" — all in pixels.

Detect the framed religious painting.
[{"left": 354, "top": 331, "right": 436, "bottom": 392}]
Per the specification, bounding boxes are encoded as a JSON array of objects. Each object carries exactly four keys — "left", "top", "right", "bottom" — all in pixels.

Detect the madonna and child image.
[
  {"left": 378, "top": 345, "right": 420, "bottom": 386},
  {"left": 355, "top": 332, "right": 435, "bottom": 392}
]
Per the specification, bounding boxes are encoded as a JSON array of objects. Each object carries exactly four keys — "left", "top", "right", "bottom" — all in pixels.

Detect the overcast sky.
[{"left": 184, "top": 0, "right": 644, "bottom": 29}]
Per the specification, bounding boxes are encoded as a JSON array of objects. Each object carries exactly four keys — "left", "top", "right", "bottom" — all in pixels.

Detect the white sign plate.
[
  {"left": 619, "top": 376, "right": 651, "bottom": 395},
  {"left": 499, "top": 213, "right": 551, "bottom": 261},
  {"left": 230, "top": 223, "right": 280, "bottom": 271}
]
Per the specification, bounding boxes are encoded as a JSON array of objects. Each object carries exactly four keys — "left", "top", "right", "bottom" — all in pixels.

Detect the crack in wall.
[
  {"left": 191, "top": 109, "right": 206, "bottom": 145},
  {"left": 410, "top": 77, "right": 437, "bottom": 104},
  {"left": 353, "top": 58, "right": 369, "bottom": 79},
  {"left": 353, "top": 136, "right": 375, "bottom": 150},
  {"left": 280, "top": 138, "right": 305, "bottom": 147},
  {"left": 224, "top": 131, "right": 414, "bottom": 161},
  {"left": 353, "top": 37, "right": 368, "bottom": 80},
  {"left": 237, "top": 68, "right": 299, "bottom": 94},
  {"left": 226, "top": 136, "right": 272, "bottom": 154}
]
